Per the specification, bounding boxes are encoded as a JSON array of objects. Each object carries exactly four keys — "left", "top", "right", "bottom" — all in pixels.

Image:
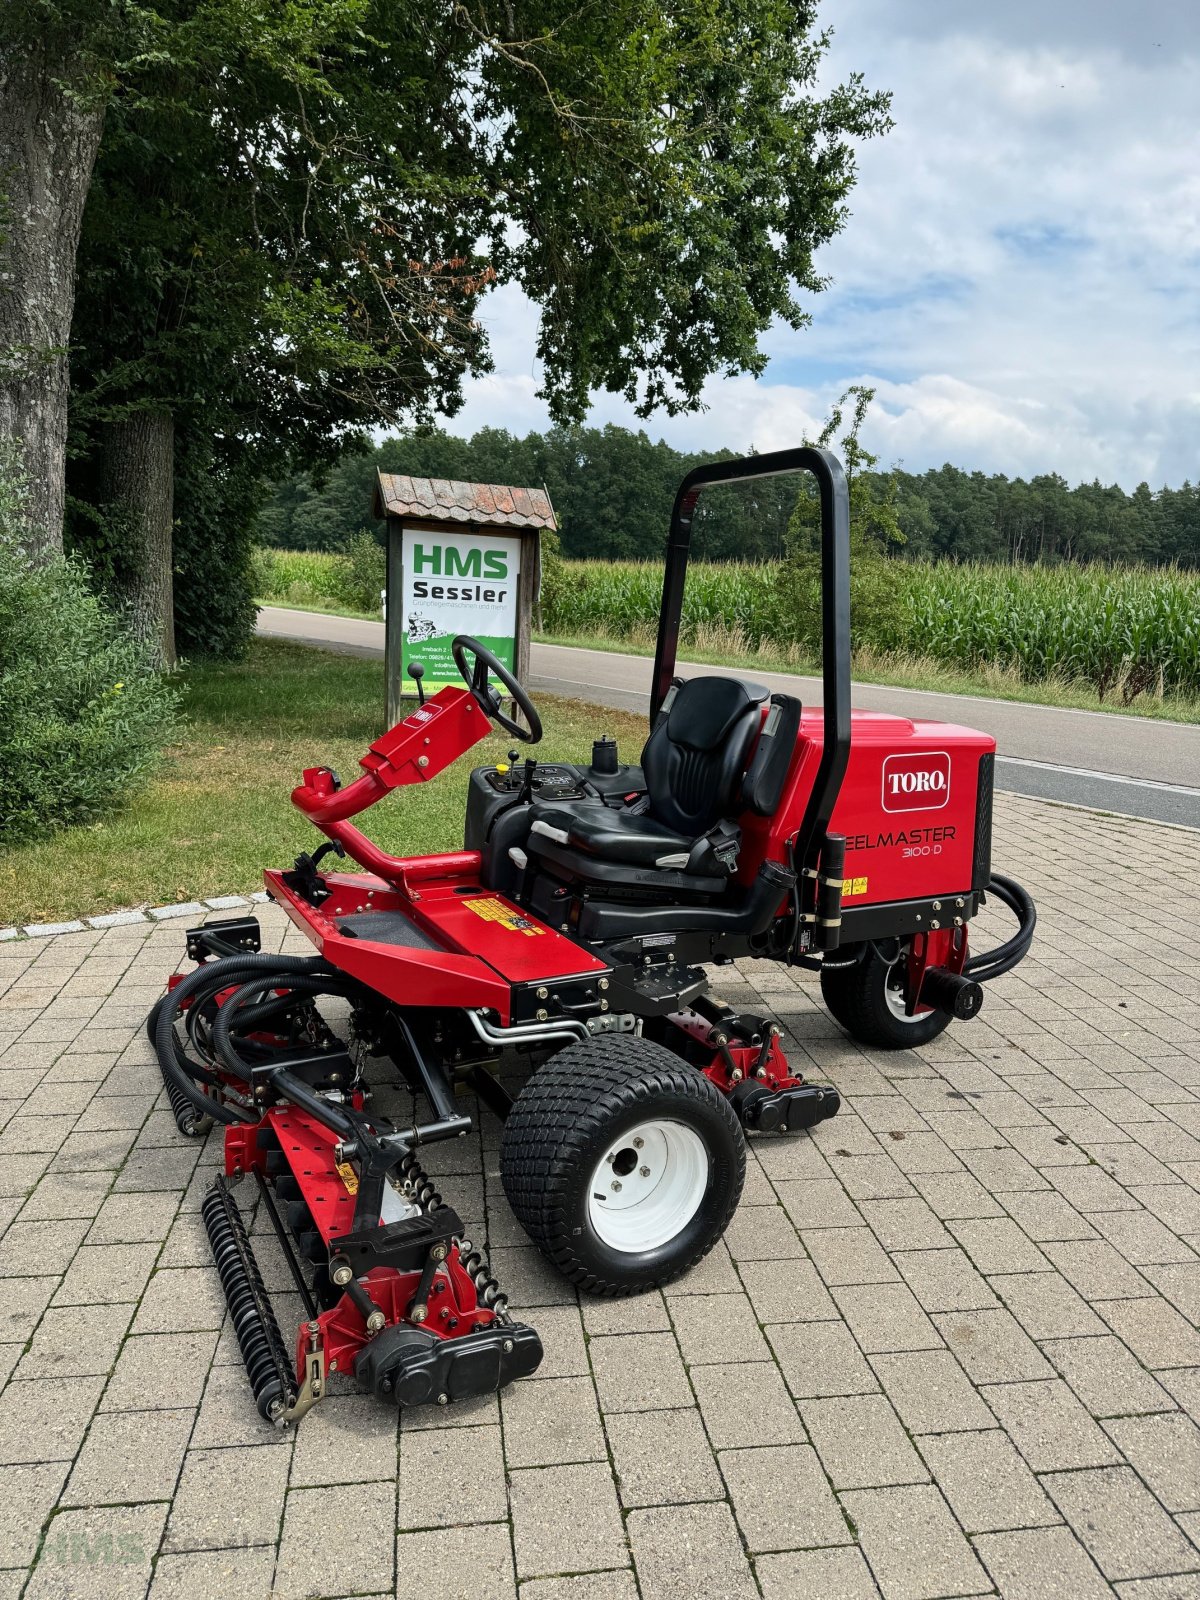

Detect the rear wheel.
[
  {"left": 820, "top": 943, "right": 952, "bottom": 1050},
  {"left": 499, "top": 1035, "right": 745, "bottom": 1296}
]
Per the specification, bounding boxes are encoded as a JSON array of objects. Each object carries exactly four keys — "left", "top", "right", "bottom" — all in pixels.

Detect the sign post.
[{"left": 373, "top": 475, "right": 557, "bottom": 727}]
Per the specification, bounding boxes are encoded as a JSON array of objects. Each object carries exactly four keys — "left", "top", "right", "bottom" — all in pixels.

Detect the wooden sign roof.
[{"left": 373, "top": 473, "right": 557, "bottom": 530}]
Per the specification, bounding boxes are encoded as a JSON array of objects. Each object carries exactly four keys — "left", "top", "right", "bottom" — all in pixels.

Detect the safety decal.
[
  {"left": 336, "top": 1161, "right": 359, "bottom": 1194},
  {"left": 842, "top": 876, "right": 869, "bottom": 898},
  {"left": 464, "top": 896, "right": 544, "bottom": 936}
]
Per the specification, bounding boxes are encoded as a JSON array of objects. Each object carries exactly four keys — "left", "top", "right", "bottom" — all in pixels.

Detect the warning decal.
[
  {"left": 336, "top": 1161, "right": 359, "bottom": 1194},
  {"left": 464, "top": 897, "right": 545, "bottom": 937},
  {"left": 842, "top": 876, "right": 869, "bottom": 898}
]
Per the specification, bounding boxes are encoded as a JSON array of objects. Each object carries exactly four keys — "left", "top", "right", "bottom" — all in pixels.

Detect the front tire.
[
  {"left": 820, "top": 943, "right": 952, "bottom": 1050},
  {"left": 499, "top": 1035, "right": 745, "bottom": 1296}
]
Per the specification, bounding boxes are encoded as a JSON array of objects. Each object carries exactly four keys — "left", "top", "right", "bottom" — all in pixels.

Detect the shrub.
[
  {"left": 0, "top": 448, "right": 181, "bottom": 846},
  {"left": 329, "top": 530, "right": 385, "bottom": 614}
]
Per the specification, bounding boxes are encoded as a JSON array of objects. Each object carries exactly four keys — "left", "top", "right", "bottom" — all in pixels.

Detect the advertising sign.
[{"left": 400, "top": 527, "right": 522, "bottom": 689}]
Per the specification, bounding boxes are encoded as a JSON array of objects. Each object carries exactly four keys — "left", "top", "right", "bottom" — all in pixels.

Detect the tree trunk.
[
  {"left": 102, "top": 410, "right": 176, "bottom": 668},
  {"left": 0, "top": 42, "right": 106, "bottom": 558}
]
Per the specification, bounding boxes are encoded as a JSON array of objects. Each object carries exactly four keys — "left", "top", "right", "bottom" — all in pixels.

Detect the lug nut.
[
  {"left": 611, "top": 1180, "right": 622, "bottom": 1193},
  {"left": 639, "top": 1165, "right": 650, "bottom": 1177},
  {"left": 632, "top": 1136, "right": 644, "bottom": 1149}
]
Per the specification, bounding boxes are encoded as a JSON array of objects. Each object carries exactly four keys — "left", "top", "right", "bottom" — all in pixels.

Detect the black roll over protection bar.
[{"left": 651, "top": 446, "right": 852, "bottom": 948}]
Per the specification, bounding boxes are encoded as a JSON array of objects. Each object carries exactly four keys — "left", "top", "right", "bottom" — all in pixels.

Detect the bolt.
[
  {"left": 410, "top": 1305, "right": 428, "bottom": 1323},
  {"left": 955, "top": 897, "right": 965, "bottom": 909},
  {"left": 417, "top": 755, "right": 429, "bottom": 769},
  {"left": 611, "top": 1180, "right": 622, "bottom": 1193},
  {"left": 933, "top": 899, "right": 942, "bottom": 911},
  {"left": 755, "top": 1067, "right": 768, "bottom": 1080},
  {"left": 930, "top": 919, "right": 941, "bottom": 930},
  {"left": 432, "top": 1243, "right": 448, "bottom": 1261},
  {"left": 331, "top": 1260, "right": 353, "bottom": 1287},
  {"left": 731, "top": 1068, "right": 744, "bottom": 1084},
  {"left": 537, "top": 986, "right": 548, "bottom": 999},
  {"left": 502, "top": 1338, "right": 514, "bottom": 1353},
  {"left": 536, "top": 1008, "right": 548, "bottom": 1021},
  {"left": 599, "top": 977, "right": 609, "bottom": 991},
  {"left": 954, "top": 916, "right": 964, "bottom": 927},
  {"left": 632, "top": 1136, "right": 644, "bottom": 1149},
  {"left": 599, "top": 1000, "right": 608, "bottom": 1011},
  {"left": 605, "top": 1151, "right": 615, "bottom": 1163},
  {"left": 779, "top": 1122, "right": 789, "bottom": 1133},
  {"left": 366, "top": 1310, "right": 386, "bottom": 1334},
  {"left": 639, "top": 1165, "right": 650, "bottom": 1177},
  {"left": 437, "top": 1392, "right": 449, "bottom": 1406}
]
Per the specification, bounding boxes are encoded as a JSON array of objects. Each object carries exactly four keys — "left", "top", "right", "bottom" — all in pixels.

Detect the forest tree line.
[{"left": 260, "top": 423, "right": 1200, "bottom": 568}]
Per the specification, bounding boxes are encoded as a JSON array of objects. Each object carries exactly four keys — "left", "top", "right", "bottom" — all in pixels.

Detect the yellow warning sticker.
[
  {"left": 842, "top": 876, "right": 869, "bottom": 898},
  {"left": 336, "top": 1161, "right": 359, "bottom": 1194},
  {"left": 464, "top": 896, "right": 545, "bottom": 937}
]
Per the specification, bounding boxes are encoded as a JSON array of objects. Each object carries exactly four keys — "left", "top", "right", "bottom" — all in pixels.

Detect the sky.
[{"left": 444, "top": 0, "right": 1200, "bottom": 491}]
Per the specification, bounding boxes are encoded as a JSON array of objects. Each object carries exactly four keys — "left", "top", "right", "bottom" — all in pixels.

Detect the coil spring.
[
  {"left": 395, "top": 1151, "right": 443, "bottom": 1214},
  {"left": 456, "top": 1238, "right": 509, "bottom": 1318},
  {"left": 202, "top": 1177, "right": 295, "bottom": 1422}
]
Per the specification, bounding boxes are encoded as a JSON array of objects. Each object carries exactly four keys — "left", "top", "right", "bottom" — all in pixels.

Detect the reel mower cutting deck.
[{"left": 148, "top": 445, "right": 1036, "bottom": 1425}]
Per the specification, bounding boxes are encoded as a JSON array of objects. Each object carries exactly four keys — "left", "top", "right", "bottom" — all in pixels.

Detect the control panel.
[{"left": 483, "top": 763, "right": 590, "bottom": 801}]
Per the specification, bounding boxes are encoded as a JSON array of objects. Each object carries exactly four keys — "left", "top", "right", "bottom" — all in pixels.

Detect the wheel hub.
[{"left": 587, "top": 1119, "right": 708, "bottom": 1254}]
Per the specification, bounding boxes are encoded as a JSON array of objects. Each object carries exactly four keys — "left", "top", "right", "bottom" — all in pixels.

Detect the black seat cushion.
[
  {"left": 531, "top": 806, "right": 694, "bottom": 870},
  {"left": 642, "top": 676, "right": 767, "bottom": 836}
]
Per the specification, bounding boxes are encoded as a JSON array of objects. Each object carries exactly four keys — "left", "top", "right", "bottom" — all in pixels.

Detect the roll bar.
[{"left": 650, "top": 445, "right": 851, "bottom": 876}]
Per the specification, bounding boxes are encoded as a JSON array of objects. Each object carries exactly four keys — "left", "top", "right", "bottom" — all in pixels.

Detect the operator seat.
[{"left": 528, "top": 676, "right": 800, "bottom": 884}]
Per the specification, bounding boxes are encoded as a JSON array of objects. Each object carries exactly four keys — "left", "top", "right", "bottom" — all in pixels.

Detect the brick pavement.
[{"left": 0, "top": 793, "right": 1197, "bottom": 1599}]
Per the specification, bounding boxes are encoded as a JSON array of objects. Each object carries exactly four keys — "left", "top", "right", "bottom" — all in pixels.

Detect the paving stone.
[
  {"left": 1044, "top": 1466, "right": 1199, "bottom": 1581},
  {"left": 396, "top": 1523, "right": 516, "bottom": 1600},
  {"left": 86, "top": 1191, "right": 179, "bottom": 1245},
  {"left": 101, "top": 1330, "right": 218, "bottom": 1412},
  {"left": 502, "top": 1374, "right": 606, "bottom": 1470},
  {"left": 1092, "top": 1211, "right": 1199, "bottom": 1266},
  {"left": 802, "top": 1394, "right": 929, "bottom": 1489},
  {"left": 0, "top": 1459, "right": 69, "bottom": 1565},
  {"left": 289, "top": 1390, "right": 398, "bottom": 1484},
  {"left": 1052, "top": 1166, "right": 1147, "bottom": 1213},
  {"left": 831, "top": 1282, "right": 943, "bottom": 1353},
  {"left": 607, "top": 1407, "right": 722, "bottom": 1508},
  {"left": 972, "top": 1526, "right": 1114, "bottom": 1600},
  {"left": 948, "top": 1216, "right": 1051, "bottom": 1273},
  {"left": 841, "top": 1483, "right": 991, "bottom": 1600},
  {"left": 722, "top": 1441, "right": 848, "bottom": 1552},
  {"left": 983, "top": 1376, "right": 1122, "bottom": 1471},
  {"left": 588, "top": 1331, "right": 692, "bottom": 1411},
  {"left": 768, "top": 1320, "right": 879, "bottom": 1398},
  {"left": 15, "top": 1300, "right": 133, "bottom": 1379},
  {"left": 1142, "top": 1264, "right": 1200, "bottom": 1324},
  {"left": 1112, "top": 1579, "right": 1200, "bottom": 1600},
  {"left": 669, "top": 1290, "right": 769, "bottom": 1363},
  {"left": 1041, "top": 1333, "right": 1175, "bottom": 1417},
  {"left": 690, "top": 1359, "right": 805, "bottom": 1448},
  {"left": 803, "top": 1226, "right": 899, "bottom": 1286},
  {"left": 920, "top": 1428, "right": 1058, "bottom": 1532},
  {"left": 734, "top": 1256, "right": 838, "bottom": 1322},
  {"left": 722, "top": 1202, "right": 804, "bottom": 1261},
  {"left": 0, "top": 1374, "right": 105, "bottom": 1464},
  {"left": 1129, "top": 1184, "right": 1200, "bottom": 1236},
  {"left": 149, "top": 1546, "right": 279, "bottom": 1600},
  {"left": 1043, "top": 1238, "right": 1154, "bottom": 1299},
  {"left": 510, "top": 1461, "right": 626, "bottom": 1579},
  {"left": 1103, "top": 1411, "right": 1200, "bottom": 1512},
  {"left": 870, "top": 1349, "right": 996, "bottom": 1435},
  {"left": 990, "top": 1269, "right": 1109, "bottom": 1338},
  {"left": 627, "top": 1501, "right": 757, "bottom": 1600},
  {"left": 398, "top": 1424, "right": 506, "bottom": 1528},
  {"left": 774, "top": 1178, "right": 864, "bottom": 1230},
  {"left": 164, "top": 1443, "right": 291, "bottom": 1551},
  {"left": 858, "top": 1197, "right": 953, "bottom": 1251},
  {"left": 1098, "top": 1297, "right": 1200, "bottom": 1369},
  {"left": 893, "top": 1248, "right": 998, "bottom": 1312},
  {"left": 756, "top": 1546, "right": 882, "bottom": 1600},
  {"left": 28, "top": 1501, "right": 167, "bottom": 1600},
  {"left": 64, "top": 1407, "right": 194, "bottom": 1504},
  {"left": 581, "top": 1289, "right": 670, "bottom": 1335},
  {"left": 511, "top": 1304, "right": 587, "bottom": 1380},
  {"left": 274, "top": 1480, "right": 395, "bottom": 1598},
  {"left": 932, "top": 1308, "right": 1054, "bottom": 1383},
  {"left": 50, "top": 1242, "right": 159, "bottom": 1306}
]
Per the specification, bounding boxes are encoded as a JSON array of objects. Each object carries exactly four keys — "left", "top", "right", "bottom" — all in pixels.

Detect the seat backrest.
[{"left": 641, "top": 676, "right": 768, "bottom": 837}]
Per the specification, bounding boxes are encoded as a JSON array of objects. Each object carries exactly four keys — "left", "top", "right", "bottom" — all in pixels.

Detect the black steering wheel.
[{"left": 452, "top": 635, "right": 543, "bottom": 744}]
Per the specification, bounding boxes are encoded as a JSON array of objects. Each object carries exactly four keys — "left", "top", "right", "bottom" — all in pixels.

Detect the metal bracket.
[{"left": 279, "top": 1337, "right": 326, "bottom": 1427}]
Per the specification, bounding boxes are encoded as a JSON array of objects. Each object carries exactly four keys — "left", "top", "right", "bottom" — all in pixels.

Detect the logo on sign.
[{"left": 882, "top": 751, "right": 951, "bottom": 813}]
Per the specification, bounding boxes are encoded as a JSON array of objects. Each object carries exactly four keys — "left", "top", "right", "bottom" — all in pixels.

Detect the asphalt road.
[{"left": 258, "top": 606, "right": 1200, "bottom": 829}]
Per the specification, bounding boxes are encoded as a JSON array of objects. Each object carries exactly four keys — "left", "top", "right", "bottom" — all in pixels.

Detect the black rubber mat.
[{"left": 334, "top": 911, "right": 445, "bottom": 950}]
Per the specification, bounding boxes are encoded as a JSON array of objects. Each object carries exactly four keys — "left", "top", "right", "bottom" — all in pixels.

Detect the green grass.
[
  {"left": 537, "top": 630, "right": 1200, "bottom": 724},
  {"left": 0, "top": 639, "right": 649, "bottom": 928}
]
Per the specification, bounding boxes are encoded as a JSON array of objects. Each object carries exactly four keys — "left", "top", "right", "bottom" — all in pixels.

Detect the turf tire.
[
  {"left": 820, "top": 943, "right": 952, "bottom": 1049},
  {"left": 499, "top": 1034, "right": 745, "bottom": 1296}
]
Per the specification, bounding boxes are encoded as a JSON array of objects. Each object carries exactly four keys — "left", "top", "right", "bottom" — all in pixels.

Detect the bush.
[
  {"left": 0, "top": 449, "right": 181, "bottom": 846},
  {"left": 329, "top": 530, "right": 385, "bottom": 613}
]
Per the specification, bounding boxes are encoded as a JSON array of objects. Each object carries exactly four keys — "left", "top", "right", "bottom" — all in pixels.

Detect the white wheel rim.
[
  {"left": 884, "top": 963, "right": 923, "bottom": 1023},
  {"left": 587, "top": 1119, "right": 709, "bottom": 1254}
]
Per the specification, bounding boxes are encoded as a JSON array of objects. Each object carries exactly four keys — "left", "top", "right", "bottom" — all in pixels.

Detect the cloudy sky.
[{"left": 447, "top": 0, "right": 1199, "bottom": 490}]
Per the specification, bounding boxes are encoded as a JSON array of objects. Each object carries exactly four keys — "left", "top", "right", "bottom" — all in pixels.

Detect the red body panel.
[{"left": 741, "top": 709, "right": 993, "bottom": 906}]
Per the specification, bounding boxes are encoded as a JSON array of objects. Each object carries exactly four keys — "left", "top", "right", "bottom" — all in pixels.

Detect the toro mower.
[{"left": 148, "top": 446, "right": 1035, "bottom": 1426}]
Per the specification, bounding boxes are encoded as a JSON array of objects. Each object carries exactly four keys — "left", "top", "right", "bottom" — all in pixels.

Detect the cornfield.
[{"left": 542, "top": 557, "right": 1200, "bottom": 701}]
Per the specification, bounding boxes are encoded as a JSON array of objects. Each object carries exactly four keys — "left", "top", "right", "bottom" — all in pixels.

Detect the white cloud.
[{"left": 443, "top": 6, "right": 1200, "bottom": 490}]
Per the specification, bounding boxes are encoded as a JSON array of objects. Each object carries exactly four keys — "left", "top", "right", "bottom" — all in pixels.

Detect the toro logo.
[{"left": 882, "top": 751, "right": 951, "bottom": 813}]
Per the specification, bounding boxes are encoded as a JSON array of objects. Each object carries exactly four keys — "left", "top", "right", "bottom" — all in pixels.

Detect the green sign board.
[{"left": 400, "top": 527, "right": 522, "bottom": 689}]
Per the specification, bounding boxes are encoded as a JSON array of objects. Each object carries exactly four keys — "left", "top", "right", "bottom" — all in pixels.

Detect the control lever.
[
  {"left": 406, "top": 661, "right": 426, "bottom": 707},
  {"left": 518, "top": 755, "right": 537, "bottom": 804}
]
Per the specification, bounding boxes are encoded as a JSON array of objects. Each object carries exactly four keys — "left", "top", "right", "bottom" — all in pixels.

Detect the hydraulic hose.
[
  {"left": 153, "top": 952, "right": 331, "bottom": 1134},
  {"left": 966, "top": 874, "right": 1036, "bottom": 983}
]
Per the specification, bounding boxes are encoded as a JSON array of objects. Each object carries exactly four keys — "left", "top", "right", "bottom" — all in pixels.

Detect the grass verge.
[
  {"left": 0, "top": 640, "right": 648, "bottom": 928},
  {"left": 537, "top": 629, "right": 1200, "bottom": 724}
]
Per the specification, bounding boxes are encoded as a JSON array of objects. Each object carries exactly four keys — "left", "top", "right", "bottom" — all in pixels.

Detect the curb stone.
[{"left": 0, "top": 893, "right": 257, "bottom": 945}]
